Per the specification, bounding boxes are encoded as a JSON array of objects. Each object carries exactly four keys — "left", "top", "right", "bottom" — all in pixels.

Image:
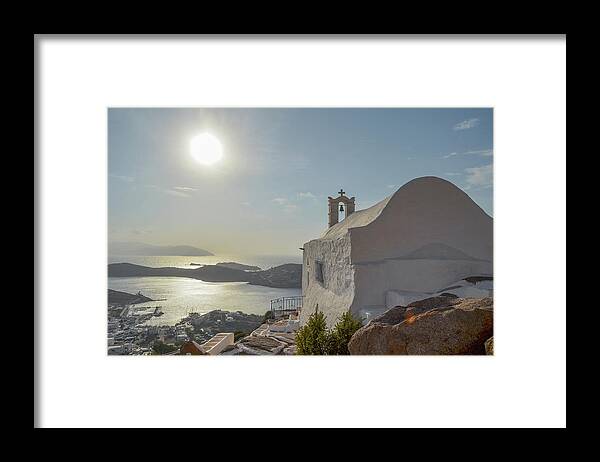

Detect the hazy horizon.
[{"left": 109, "top": 108, "right": 493, "bottom": 256}]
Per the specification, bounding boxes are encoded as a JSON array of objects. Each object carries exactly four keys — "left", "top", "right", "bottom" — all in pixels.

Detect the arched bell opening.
[
  {"left": 338, "top": 201, "right": 346, "bottom": 221},
  {"left": 327, "top": 189, "right": 356, "bottom": 228}
]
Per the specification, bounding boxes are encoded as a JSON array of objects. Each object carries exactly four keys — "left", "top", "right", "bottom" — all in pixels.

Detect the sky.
[{"left": 108, "top": 108, "right": 493, "bottom": 257}]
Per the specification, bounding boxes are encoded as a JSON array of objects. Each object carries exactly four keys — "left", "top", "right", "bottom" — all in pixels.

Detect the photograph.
[
  {"left": 36, "top": 35, "right": 565, "bottom": 429},
  {"left": 107, "top": 108, "right": 493, "bottom": 356}
]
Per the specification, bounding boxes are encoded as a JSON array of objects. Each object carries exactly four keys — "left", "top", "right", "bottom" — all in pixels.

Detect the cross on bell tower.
[{"left": 327, "top": 188, "right": 356, "bottom": 228}]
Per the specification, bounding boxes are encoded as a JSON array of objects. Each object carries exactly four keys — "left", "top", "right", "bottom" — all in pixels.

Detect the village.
[{"left": 107, "top": 295, "right": 302, "bottom": 355}]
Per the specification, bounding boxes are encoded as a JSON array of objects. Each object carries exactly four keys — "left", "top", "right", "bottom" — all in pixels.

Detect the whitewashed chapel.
[{"left": 300, "top": 177, "right": 493, "bottom": 327}]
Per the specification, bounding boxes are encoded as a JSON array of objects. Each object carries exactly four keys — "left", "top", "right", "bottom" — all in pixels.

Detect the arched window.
[{"left": 315, "top": 261, "right": 324, "bottom": 284}]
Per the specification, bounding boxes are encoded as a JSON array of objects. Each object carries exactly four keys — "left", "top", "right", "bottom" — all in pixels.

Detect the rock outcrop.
[
  {"left": 485, "top": 336, "right": 494, "bottom": 355},
  {"left": 348, "top": 297, "right": 493, "bottom": 355},
  {"left": 219, "top": 323, "right": 297, "bottom": 355},
  {"left": 220, "top": 332, "right": 296, "bottom": 355}
]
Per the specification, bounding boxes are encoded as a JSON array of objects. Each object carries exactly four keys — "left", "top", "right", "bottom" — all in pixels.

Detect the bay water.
[{"left": 108, "top": 254, "right": 302, "bottom": 326}]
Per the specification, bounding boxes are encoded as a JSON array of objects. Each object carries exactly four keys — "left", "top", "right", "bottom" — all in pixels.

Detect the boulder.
[
  {"left": 348, "top": 297, "right": 493, "bottom": 355},
  {"left": 235, "top": 335, "right": 286, "bottom": 355},
  {"left": 385, "top": 290, "right": 433, "bottom": 310},
  {"left": 375, "top": 294, "right": 460, "bottom": 326},
  {"left": 485, "top": 336, "right": 494, "bottom": 355}
]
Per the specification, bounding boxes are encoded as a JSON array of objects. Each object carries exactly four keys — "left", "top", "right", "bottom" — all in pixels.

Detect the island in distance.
[
  {"left": 190, "top": 261, "right": 262, "bottom": 272},
  {"left": 108, "top": 262, "right": 301, "bottom": 289},
  {"left": 108, "top": 241, "right": 214, "bottom": 256}
]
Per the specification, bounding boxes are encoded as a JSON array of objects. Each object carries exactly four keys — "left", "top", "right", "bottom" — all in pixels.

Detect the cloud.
[
  {"left": 443, "top": 148, "right": 493, "bottom": 159},
  {"left": 453, "top": 118, "right": 480, "bottom": 131},
  {"left": 165, "top": 189, "right": 191, "bottom": 198},
  {"left": 109, "top": 173, "right": 135, "bottom": 182},
  {"left": 143, "top": 184, "right": 197, "bottom": 198},
  {"left": 272, "top": 196, "right": 302, "bottom": 213},
  {"left": 444, "top": 172, "right": 461, "bottom": 177},
  {"left": 297, "top": 192, "right": 316, "bottom": 199},
  {"left": 131, "top": 229, "right": 152, "bottom": 236},
  {"left": 465, "top": 149, "right": 493, "bottom": 157},
  {"left": 464, "top": 164, "right": 493, "bottom": 189},
  {"left": 387, "top": 184, "right": 396, "bottom": 189}
]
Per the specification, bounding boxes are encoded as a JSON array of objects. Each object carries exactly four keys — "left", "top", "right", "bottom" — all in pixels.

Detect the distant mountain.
[
  {"left": 108, "top": 262, "right": 302, "bottom": 289},
  {"left": 109, "top": 241, "right": 214, "bottom": 256},
  {"left": 246, "top": 263, "right": 301, "bottom": 288}
]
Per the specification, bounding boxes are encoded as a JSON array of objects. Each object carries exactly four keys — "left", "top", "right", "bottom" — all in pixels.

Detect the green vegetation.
[
  {"left": 296, "top": 310, "right": 331, "bottom": 355},
  {"left": 234, "top": 331, "right": 248, "bottom": 342},
  {"left": 152, "top": 340, "right": 178, "bottom": 355},
  {"left": 329, "top": 311, "right": 364, "bottom": 355},
  {"left": 296, "top": 308, "right": 363, "bottom": 355},
  {"left": 263, "top": 310, "right": 274, "bottom": 322}
]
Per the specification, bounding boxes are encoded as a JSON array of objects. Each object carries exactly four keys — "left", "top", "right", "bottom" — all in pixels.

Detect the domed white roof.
[{"left": 317, "top": 176, "right": 493, "bottom": 263}]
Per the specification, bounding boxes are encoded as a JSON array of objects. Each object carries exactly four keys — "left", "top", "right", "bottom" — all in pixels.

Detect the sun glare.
[{"left": 190, "top": 133, "right": 223, "bottom": 166}]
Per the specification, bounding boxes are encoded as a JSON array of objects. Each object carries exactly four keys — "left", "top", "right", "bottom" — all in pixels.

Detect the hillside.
[
  {"left": 108, "top": 262, "right": 302, "bottom": 288},
  {"left": 246, "top": 263, "right": 302, "bottom": 288},
  {"left": 108, "top": 289, "right": 154, "bottom": 305}
]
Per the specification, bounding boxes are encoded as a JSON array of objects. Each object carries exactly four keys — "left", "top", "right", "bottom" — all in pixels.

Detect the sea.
[{"left": 108, "top": 254, "right": 302, "bottom": 326}]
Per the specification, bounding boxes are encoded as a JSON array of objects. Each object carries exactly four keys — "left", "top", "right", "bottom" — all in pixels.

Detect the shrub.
[
  {"left": 296, "top": 309, "right": 331, "bottom": 355},
  {"left": 263, "top": 310, "right": 274, "bottom": 322},
  {"left": 329, "top": 311, "right": 363, "bottom": 355},
  {"left": 296, "top": 309, "right": 363, "bottom": 355},
  {"left": 234, "top": 331, "right": 248, "bottom": 342}
]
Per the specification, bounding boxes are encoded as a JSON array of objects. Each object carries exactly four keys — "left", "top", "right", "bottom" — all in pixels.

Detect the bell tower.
[{"left": 328, "top": 189, "right": 356, "bottom": 228}]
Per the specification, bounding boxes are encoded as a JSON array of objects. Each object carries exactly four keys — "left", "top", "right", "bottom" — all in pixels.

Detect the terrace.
[
  {"left": 269, "top": 296, "right": 303, "bottom": 318},
  {"left": 200, "top": 332, "right": 234, "bottom": 355}
]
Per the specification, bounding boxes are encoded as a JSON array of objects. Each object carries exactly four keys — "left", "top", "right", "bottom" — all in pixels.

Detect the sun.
[{"left": 190, "top": 133, "right": 223, "bottom": 165}]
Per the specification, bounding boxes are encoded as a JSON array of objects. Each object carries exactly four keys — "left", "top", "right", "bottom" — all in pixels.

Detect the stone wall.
[{"left": 300, "top": 233, "right": 355, "bottom": 328}]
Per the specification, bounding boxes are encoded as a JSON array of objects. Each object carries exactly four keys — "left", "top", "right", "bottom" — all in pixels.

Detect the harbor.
[{"left": 107, "top": 290, "right": 302, "bottom": 355}]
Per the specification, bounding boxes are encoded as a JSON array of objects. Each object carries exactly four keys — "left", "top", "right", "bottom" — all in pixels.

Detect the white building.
[
  {"left": 300, "top": 177, "right": 493, "bottom": 327},
  {"left": 200, "top": 333, "right": 234, "bottom": 355}
]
